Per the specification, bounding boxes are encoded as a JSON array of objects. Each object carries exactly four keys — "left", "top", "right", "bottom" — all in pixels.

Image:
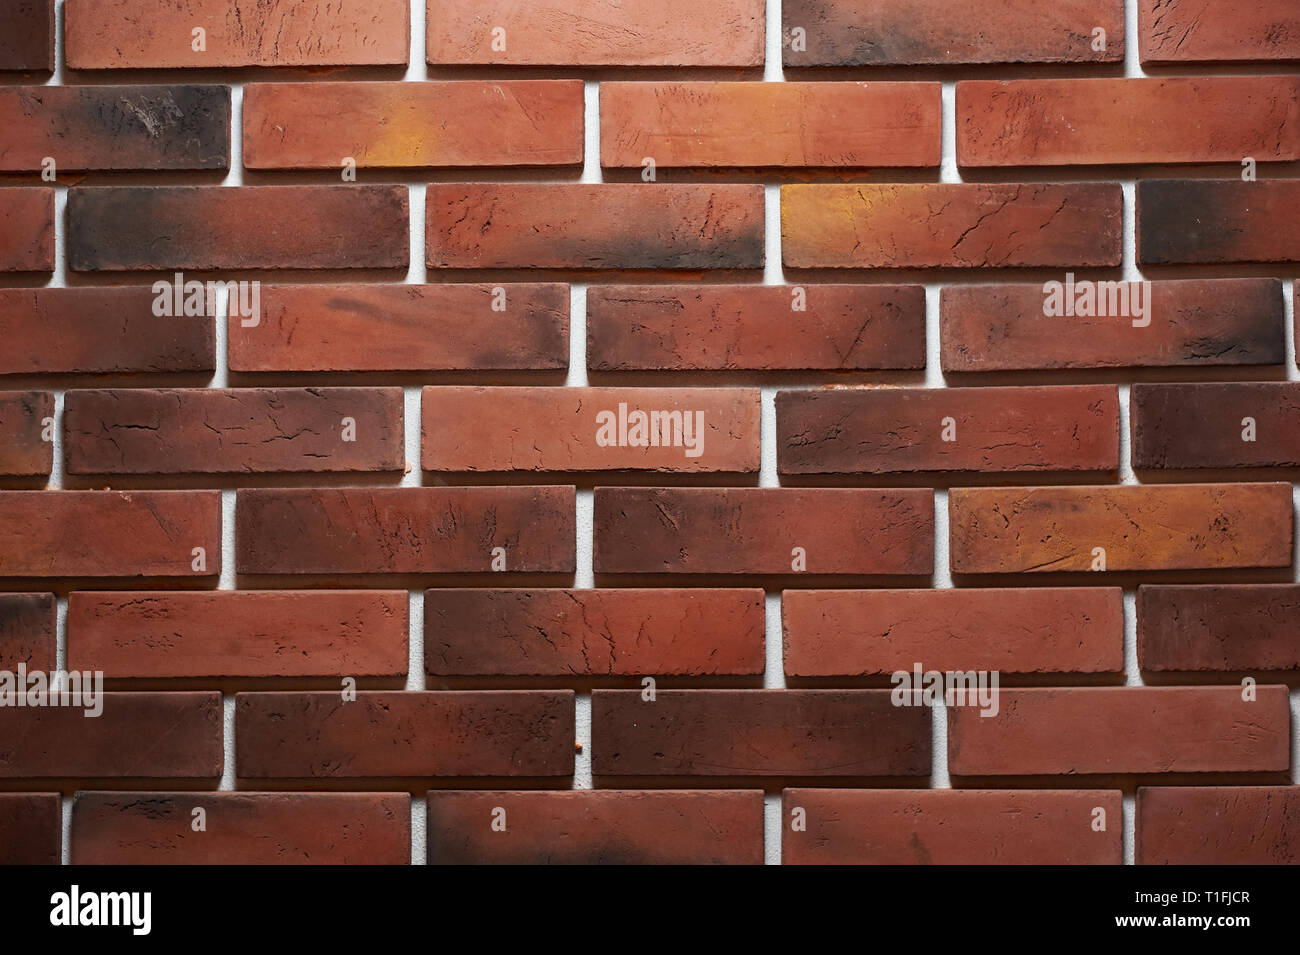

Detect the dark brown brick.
[
  {"left": 594, "top": 487, "right": 934, "bottom": 578},
  {"left": 0, "top": 592, "right": 55, "bottom": 672},
  {"left": 72, "top": 792, "right": 411, "bottom": 864},
  {"left": 0, "top": 793, "right": 60, "bottom": 865},
  {"left": 0, "top": 1, "right": 53, "bottom": 72},
  {"left": 593, "top": 689, "right": 930, "bottom": 780},
  {"left": 1138, "top": 786, "right": 1300, "bottom": 864},
  {"left": 427, "top": 790, "right": 763, "bottom": 864},
  {"left": 1132, "top": 383, "right": 1300, "bottom": 470},
  {"left": 236, "top": 487, "right": 575, "bottom": 576},
  {"left": 68, "top": 590, "right": 408, "bottom": 681},
  {"left": 587, "top": 284, "right": 926, "bottom": 372},
  {"left": 1139, "top": 180, "right": 1300, "bottom": 264},
  {"left": 784, "top": 789, "right": 1123, "bottom": 864},
  {"left": 783, "top": 588, "right": 1123, "bottom": 678},
  {"left": 941, "top": 279, "right": 1286, "bottom": 372},
  {"left": 64, "top": 387, "right": 405, "bottom": 476},
  {"left": 949, "top": 686, "right": 1291, "bottom": 778},
  {"left": 0, "top": 86, "right": 230, "bottom": 172},
  {"left": 949, "top": 484, "right": 1294, "bottom": 574},
  {"left": 0, "top": 187, "right": 53, "bottom": 272},
  {"left": 235, "top": 691, "right": 575, "bottom": 783},
  {"left": 0, "top": 391, "right": 52, "bottom": 477},
  {"left": 782, "top": 184, "right": 1123, "bottom": 269},
  {"left": 777, "top": 385, "right": 1119, "bottom": 478},
  {"left": 1138, "top": 585, "right": 1300, "bottom": 674},
  {"left": 427, "top": 184, "right": 764, "bottom": 271},
  {"left": 229, "top": 283, "right": 568, "bottom": 374},
  {"left": 783, "top": 0, "right": 1124, "bottom": 66},
  {"left": 0, "top": 691, "right": 223, "bottom": 784},
  {"left": 424, "top": 589, "right": 764, "bottom": 679},
  {"left": 0, "top": 491, "right": 221, "bottom": 580},
  {"left": 68, "top": 185, "right": 409, "bottom": 272}
]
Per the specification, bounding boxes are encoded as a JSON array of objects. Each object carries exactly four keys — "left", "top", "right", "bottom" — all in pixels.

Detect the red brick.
[
  {"left": 783, "top": 0, "right": 1124, "bottom": 66},
  {"left": 422, "top": 386, "right": 759, "bottom": 476},
  {"left": 424, "top": 589, "right": 764, "bottom": 679},
  {"left": 958, "top": 77, "right": 1300, "bottom": 167},
  {"left": 949, "top": 484, "right": 1294, "bottom": 574},
  {"left": 1137, "top": 786, "right": 1300, "bottom": 864},
  {"left": 427, "top": 0, "right": 765, "bottom": 67},
  {"left": 235, "top": 691, "right": 574, "bottom": 784},
  {"left": 783, "top": 789, "right": 1123, "bottom": 864},
  {"left": 941, "top": 279, "right": 1286, "bottom": 373},
  {"left": 68, "top": 185, "right": 409, "bottom": 272},
  {"left": 587, "top": 284, "right": 926, "bottom": 372},
  {"left": 783, "top": 588, "right": 1123, "bottom": 679},
  {"left": 66, "top": 0, "right": 409, "bottom": 68},
  {"left": 230, "top": 284, "right": 567, "bottom": 374},
  {"left": 593, "top": 689, "right": 930, "bottom": 779},
  {"left": 0, "top": 793, "right": 60, "bottom": 865},
  {"left": 68, "top": 591, "right": 408, "bottom": 681},
  {"left": 427, "top": 184, "right": 764, "bottom": 271},
  {"left": 64, "top": 387, "right": 404, "bottom": 476},
  {"left": 0, "top": 391, "right": 52, "bottom": 477},
  {"left": 782, "top": 184, "right": 1122, "bottom": 269},
  {"left": 236, "top": 487, "right": 575, "bottom": 576},
  {"left": 0, "top": 187, "right": 53, "bottom": 272},
  {"left": 1139, "top": 180, "right": 1300, "bottom": 264},
  {"left": 600, "top": 82, "right": 940, "bottom": 170},
  {"left": 1138, "top": 585, "right": 1300, "bottom": 674},
  {"left": 0, "top": 490, "right": 220, "bottom": 580},
  {"left": 949, "top": 686, "right": 1291, "bottom": 778},
  {"left": 244, "top": 81, "right": 583, "bottom": 170},
  {"left": 0, "top": 691, "right": 223, "bottom": 784},
  {"left": 0, "top": 288, "right": 214, "bottom": 378},
  {"left": 777, "top": 385, "right": 1119, "bottom": 478},
  {"left": 594, "top": 487, "right": 934, "bottom": 578},
  {"left": 1140, "top": 0, "right": 1300, "bottom": 64},
  {"left": 72, "top": 792, "right": 411, "bottom": 865},
  {"left": 1132, "top": 383, "right": 1300, "bottom": 470},
  {"left": 0, "top": 592, "right": 55, "bottom": 671},
  {"left": 427, "top": 790, "right": 763, "bottom": 864},
  {"left": 0, "top": 85, "right": 230, "bottom": 172},
  {"left": 0, "top": 1, "right": 53, "bottom": 71}
]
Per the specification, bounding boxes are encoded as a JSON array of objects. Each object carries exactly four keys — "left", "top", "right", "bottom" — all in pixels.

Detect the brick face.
[{"left": 2, "top": 0, "right": 1298, "bottom": 870}]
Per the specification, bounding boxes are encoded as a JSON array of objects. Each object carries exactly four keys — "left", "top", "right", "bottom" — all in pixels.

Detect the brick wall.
[{"left": 0, "top": 0, "right": 1298, "bottom": 865}]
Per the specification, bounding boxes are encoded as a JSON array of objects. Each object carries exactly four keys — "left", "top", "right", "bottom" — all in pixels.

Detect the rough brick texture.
[
  {"left": 1139, "top": 180, "right": 1300, "bottom": 264},
  {"left": 777, "top": 385, "right": 1119, "bottom": 478},
  {"left": 427, "top": 790, "right": 763, "bottom": 864},
  {"left": 1131, "top": 383, "right": 1300, "bottom": 470},
  {"left": 66, "top": 0, "right": 410, "bottom": 68},
  {"left": 1138, "top": 0, "right": 1300, "bottom": 64},
  {"left": 783, "top": 588, "right": 1123, "bottom": 678},
  {"left": 0, "top": 793, "right": 61, "bottom": 865},
  {"left": 72, "top": 792, "right": 411, "bottom": 865},
  {"left": 68, "top": 591, "right": 409, "bottom": 681},
  {"left": 0, "top": 187, "right": 53, "bottom": 272},
  {"left": 948, "top": 686, "right": 1291, "bottom": 778},
  {"left": 0, "top": 1, "right": 54, "bottom": 71},
  {"left": 784, "top": 789, "right": 1123, "bottom": 865},
  {"left": 595, "top": 487, "right": 934, "bottom": 577},
  {"left": 1137, "top": 787, "right": 1300, "bottom": 864},
  {"left": 0, "top": 390, "right": 52, "bottom": 478},
  {"left": 0, "top": 592, "right": 55, "bottom": 671},
  {"left": 424, "top": 588, "right": 764, "bottom": 679},
  {"left": 1137, "top": 584, "right": 1300, "bottom": 673}
]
